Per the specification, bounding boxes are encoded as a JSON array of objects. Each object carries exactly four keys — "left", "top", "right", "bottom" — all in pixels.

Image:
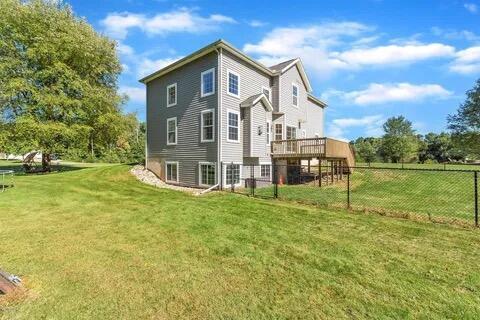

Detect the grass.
[
  {"left": 357, "top": 162, "right": 480, "bottom": 171},
  {"left": 256, "top": 165, "right": 478, "bottom": 224},
  {"left": 1, "top": 160, "right": 480, "bottom": 319}
]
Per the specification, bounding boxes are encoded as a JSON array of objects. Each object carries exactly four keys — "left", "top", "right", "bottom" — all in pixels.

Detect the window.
[
  {"left": 226, "top": 164, "right": 241, "bottom": 186},
  {"left": 167, "top": 117, "right": 177, "bottom": 145},
  {"left": 302, "top": 130, "right": 306, "bottom": 138},
  {"left": 314, "top": 133, "right": 320, "bottom": 138},
  {"left": 201, "top": 68, "right": 215, "bottom": 97},
  {"left": 201, "top": 109, "right": 214, "bottom": 142},
  {"left": 292, "top": 83, "right": 298, "bottom": 107},
  {"left": 287, "top": 126, "right": 297, "bottom": 140},
  {"left": 199, "top": 162, "right": 216, "bottom": 186},
  {"left": 262, "top": 86, "right": 271, "bottom": 101},
  {"left": 227, "top": 70, "right": 240, "bottom": 97},
  {"left": 266, "top": 121, "right": 271, "bottom": 145},
  {"left": 275, "top": 123, "right": 283, "bottom": 141},
  {"left": 165, "top": 162, "right": 178, "bottom": 183},
  {"left": 260, "top": 164, "right": 271, "bottom": 178},
  {"left": 227, "top": 110, "right": 239, "bottom": 142},
  {"left": 167, "top": 83, "right": 177, "bottom": 107}
]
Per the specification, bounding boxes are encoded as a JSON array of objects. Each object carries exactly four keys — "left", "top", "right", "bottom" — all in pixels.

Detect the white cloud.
[
  {"left": 328, "top": 115, "right": 385, "bottom": 140},
  {"left": 431, "top": 27, "right": 480, "bottom": 43},
  {"left": 243, "top": 22, "right": 373, "bottom": 77},
  {"left": 248, "top": 20, "right": 267, "bottom": 27},
  {"left": 333, "top": 43, "right": 455, "bottom": 68},
  {"left": 450, "top": 46, "right": 480, "bottom": 74},
  {"left": 137, "top": 56, "right": 182, "bottom": 78},
  {"left": 464, "top": 3, "right": 478, "bottom": 13},
  {"left": 244, "top": 23, "right": 455, "bottom": 78},
  {"left": 324, "top": 83, "right": 452, "bottom": 106},
  {"left": 101, "top": 8, "right": 236, "bottom": 39},
  {"left": 120, "top": 86, "right": 145, "bottom": 103}
]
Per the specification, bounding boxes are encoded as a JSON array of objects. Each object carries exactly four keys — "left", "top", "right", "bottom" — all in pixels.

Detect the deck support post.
[
  {"left": 331, "top": 160, "right": 334, "bottom": 184},
  {"left": 340, "top": 161, "right": 343, "bottom": 180},
  {"left": 308, "top": 160, "right": 310, "bottom": 173}
]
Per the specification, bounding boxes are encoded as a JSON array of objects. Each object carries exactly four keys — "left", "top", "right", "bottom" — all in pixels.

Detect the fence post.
[
  {"left": 250, "top": 165, "right": 255, "bottom": 197},
  {"left": 319, "top": 160, "right": 322, "bottom": 187},
  {"left": 347, "top": 172, "right": 351, "bottom": 209},
  {"left": 273, "top": 163, "right": 278, "bottom": 198},
  {"left": 475, "top": 171, "right": 478, "bottom": 227}
]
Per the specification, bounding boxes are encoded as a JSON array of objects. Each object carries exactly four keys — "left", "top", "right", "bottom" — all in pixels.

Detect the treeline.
[
  {"left": 0, "top": 0, "right": 144, "bottom": 169},
  {"left": 353, "top": 78, "right": 480, "bottom": 164}
]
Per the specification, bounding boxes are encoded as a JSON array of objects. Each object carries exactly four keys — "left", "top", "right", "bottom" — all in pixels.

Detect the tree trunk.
[{"left": 42, "top": 153, "right": 51, "bottom": 172}]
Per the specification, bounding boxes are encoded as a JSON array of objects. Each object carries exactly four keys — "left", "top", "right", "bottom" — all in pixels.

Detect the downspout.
[{"left": 216, "top": 47, "right": 223, "bottom": 188}]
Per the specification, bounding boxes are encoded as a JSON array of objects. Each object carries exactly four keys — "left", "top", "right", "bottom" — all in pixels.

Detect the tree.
[
  {"left": 448, "top": 79, "right": 480, "bottom": 159},
  {"left": 0, "top": 0, "right": 131, "bottom": 170},
  {"left": 381, "top": 116, "right": 418, "bottom": 163},
  {"left": 354, "top": 137, "right": 379, "bottom": 165}
]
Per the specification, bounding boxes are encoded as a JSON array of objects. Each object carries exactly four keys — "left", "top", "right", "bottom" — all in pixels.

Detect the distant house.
[{"left": 140, "top": 39, "right": 354, "bottom": 188}]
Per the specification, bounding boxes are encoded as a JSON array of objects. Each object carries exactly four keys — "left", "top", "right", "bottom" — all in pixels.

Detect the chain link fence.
[{"left": 221, "top": 162, "right": 479, "bottom": 227}]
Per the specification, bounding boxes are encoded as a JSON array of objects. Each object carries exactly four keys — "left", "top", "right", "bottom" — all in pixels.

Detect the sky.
[{"left": 68, "top": 0, "right": 480, "bottom": 141}]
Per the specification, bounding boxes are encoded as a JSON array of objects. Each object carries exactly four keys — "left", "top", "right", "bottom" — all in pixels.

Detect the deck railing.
[
  {"left": 271, "top": 137, "right": 355, "bottom": 168},
  {"left": 271, "top": 137, "right": 326, "bottom": 158}
]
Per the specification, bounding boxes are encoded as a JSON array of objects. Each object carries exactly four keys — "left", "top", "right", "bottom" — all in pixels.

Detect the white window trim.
[
  {"left": 166, "top": 117, "right": 177, "bottom": 145},
  {"left": 286, "top": 125, "right": 297, "bottom": 140},
  {"left": 199, "top": 161, "right": 216, "bottom": 187},
  {"left": 200, "top": 109, "right": 215, "bottom": 143},
  {"left": 166, "top": 83, "right": 177, "bottom": 107},
  {"left": 227, "top": 69, "right": 240, "bottom": 98},
  {"left": 302, "top": 129, "right": 306, "bottom": 138},
  {"left": 262, "top": 86, "right": 271, "bottom": 101},
  {"left": 260, "top": 162, "right": 272, "bottom": 179},
  {"left": 292, "top": 83, "right": 299, "bottom": 108},
  {"left": 165, "top": 161, "right": 179, "bottom": 183},
  {"left": 266, "top": 120, "right": 271, "bottom": 146},
  {"left": 201, "top": 68, "right": 215, "bottom": 98},
  {"left": 223, "top": 162, "right": 242, "bottom": 187},
  {"left": 275, "top": 123, "right": 283, "bottom": 141},
  {"left": 226, "top": 109, "right": 240, "bottom": 143}
]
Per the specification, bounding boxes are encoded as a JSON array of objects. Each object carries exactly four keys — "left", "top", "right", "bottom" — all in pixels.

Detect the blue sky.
[{"left": 69, "top": 0, "right": 480, "bottom": 140}]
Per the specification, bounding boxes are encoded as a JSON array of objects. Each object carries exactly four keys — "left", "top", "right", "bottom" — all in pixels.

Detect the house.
[{"left": 140, "top": 39, "right": 354, "bottom": 188}]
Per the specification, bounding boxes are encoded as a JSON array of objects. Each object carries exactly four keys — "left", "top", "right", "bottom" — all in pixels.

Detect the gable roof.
[
  {"left": 139, "top": 39, "right": 312, "bottom": 92},
  {"left": 240, "top": 93, "right": 273, "bottom": 112},
  {"left": 307, "top": 93, "right": 328, "bottom": 108},
  {"left": 269, "top": 59, "right": 298, "bottom": 73},
  {"left": 139, "top": 39, "right": 272, "bottom": 84}
]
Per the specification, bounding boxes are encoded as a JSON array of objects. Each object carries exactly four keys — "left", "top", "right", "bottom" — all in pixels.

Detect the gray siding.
[
  {"left": 278, "top": 65, "right": 309, "bottom": 137},
  {"left": 220, "top": 50, "right": 271, "bottom": 164},
  {"left": 305, "top": 98, "right": 324, "bottom": 137},
  {"left": 146, "top": 52, "right": 218, "bottom": 186}
]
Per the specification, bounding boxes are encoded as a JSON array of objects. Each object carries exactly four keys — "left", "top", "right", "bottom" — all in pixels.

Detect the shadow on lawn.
[{"left": 0, "top": 160, "right": 90, "bottom": 176}]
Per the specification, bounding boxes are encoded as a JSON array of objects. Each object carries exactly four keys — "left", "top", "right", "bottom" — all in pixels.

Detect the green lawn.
[
  {"left": 256, "top": 165, "right": 478, "bottom": 225},
  {"left": 357, "top": 162, "right": 480, "bottom": 171},
  {"left": 1, "top": 161, "right": 480, "bottom": 319}
]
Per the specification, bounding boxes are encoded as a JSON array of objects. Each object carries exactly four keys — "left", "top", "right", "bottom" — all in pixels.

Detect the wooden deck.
[{"left": 271, "top": 137, "right": 356, "bottom": 168}]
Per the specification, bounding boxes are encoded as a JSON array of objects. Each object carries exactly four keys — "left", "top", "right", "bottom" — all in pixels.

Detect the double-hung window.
[
  {"left": 292, "top": 83, "right": 298, "bottom": 107},
  {"left": 227, "top": 110, "right": 239, "bottom": 142},
  {"left": 227, "top": 70, "right": 240, "bottom": 97},
  {"left": 287, "top": 126, "right": 296, "bottom": 140},
  {"left": 201, "top": 109, "right": 214, "bottom": 142},
  {"left": 201, "top": 68, "right": 215, "bottom": 97},
  {"left": 260, "top": 164, "right": 271, "bottom": 178},
  {"left": 275, "top": 123, "right": 283, "bottom": 141},
  {"left": 266, "top": 121, "right": 271, "bottom": 145},
  {"left": 165, "top": 162, "right": 179, "bottom": 183},
  {"left": 167, "top": 117, "right": 177, "bottom": 145},
  {"left": 167, "top": 83, "right": 177, "bottom": 107},
  {"left": 199, "top": 162, "right": 216, "bottom": 186},
  {"left": 226, "top": 164, "right": 240, "bottom": 186}
]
